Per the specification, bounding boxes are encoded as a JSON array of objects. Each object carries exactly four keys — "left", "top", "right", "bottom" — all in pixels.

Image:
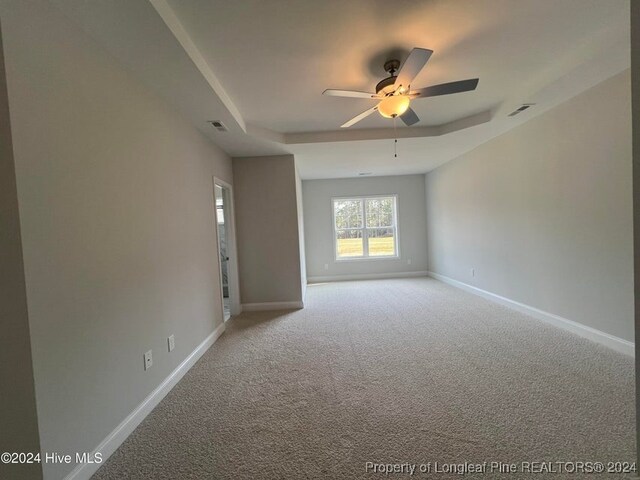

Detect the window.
[{"left": 333, "top": 196, "right": 398, "bottom": 259}]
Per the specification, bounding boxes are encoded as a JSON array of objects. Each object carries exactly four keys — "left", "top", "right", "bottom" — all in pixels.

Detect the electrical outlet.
[
  {"left": 144, "top": 350, "right": 153, "bottom": 370},
  {"left": 407, "top": 259, "right": 412, "bottom": 265},
  {"left": 324, "top": 263, "right": 329, "bottom": 270},
  {"left": 168, "top": 335, "right": 175, "bottom": 352}
]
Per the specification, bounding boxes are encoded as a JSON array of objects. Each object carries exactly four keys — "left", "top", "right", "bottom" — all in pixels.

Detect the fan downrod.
[
  {"left": 383, "top": 59, "right": 401, "bottom": 76},
  {"left": 376, "top": 59, "right": 401, "bottom": 95}
]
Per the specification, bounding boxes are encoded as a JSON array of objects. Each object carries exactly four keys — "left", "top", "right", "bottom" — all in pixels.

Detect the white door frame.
[{"left": 213, "top": 177, "right": 241, "bottom": 318}]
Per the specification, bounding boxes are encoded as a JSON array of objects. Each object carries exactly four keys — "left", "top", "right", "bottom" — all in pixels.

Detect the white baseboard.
[
  {"left": 308, "top": 270, "right": 429, "bottom": 283},
  {"left": 241, "top": 301, "right": 304, "bottom": 311},
  {"left": 428, "top": 271, "right": 634, "bottom": 357},
  {"left": 63, "top": 322, "right": 226, "bottom": 480}
]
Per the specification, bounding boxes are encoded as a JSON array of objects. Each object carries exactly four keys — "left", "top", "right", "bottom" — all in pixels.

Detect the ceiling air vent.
[
  {"left": 508, "top": 104, "right": 535, "bottom": 117},
  {"left": 208, "top": 120, "right": 228, "bottom": 132}
]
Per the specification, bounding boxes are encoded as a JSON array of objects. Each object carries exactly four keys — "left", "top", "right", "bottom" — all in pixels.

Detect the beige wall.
[
  {"left": 1, "top": 1, "right": 232, "bottom": 478},
  {"left": 303, "top": 175, "right": 428, "bottom": 280},
  {"left": 233, "top": 155, "right": 303, "bottom": 305},
  {"left": 0, "top": 19, "right": 42, "bottom": 480},
  {"left": 426, "top": 70, "right": 633, "bottom": 342}
]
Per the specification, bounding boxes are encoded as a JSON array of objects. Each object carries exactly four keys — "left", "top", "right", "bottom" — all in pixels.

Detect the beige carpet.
[{"left": 93, "top": 278, "right": 635, "bottom": 479}]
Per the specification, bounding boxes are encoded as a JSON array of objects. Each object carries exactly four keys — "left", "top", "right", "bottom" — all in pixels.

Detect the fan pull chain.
[{"left": 393, "top": 116, "right": 398, "bottom": 158}]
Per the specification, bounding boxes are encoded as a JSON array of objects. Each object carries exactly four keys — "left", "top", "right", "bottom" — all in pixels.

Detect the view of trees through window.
[{"left": 333, "top": 196, "right": 397, "bottom": 258}]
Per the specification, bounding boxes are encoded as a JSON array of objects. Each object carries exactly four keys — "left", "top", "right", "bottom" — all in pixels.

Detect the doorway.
[{"left": 214, "top": 178, "right": 239, "bottom": 321}]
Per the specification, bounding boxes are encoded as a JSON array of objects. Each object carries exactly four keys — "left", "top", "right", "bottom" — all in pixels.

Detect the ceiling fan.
[{"left": 323, "top": 48, "right": 479, "bottom": 128}]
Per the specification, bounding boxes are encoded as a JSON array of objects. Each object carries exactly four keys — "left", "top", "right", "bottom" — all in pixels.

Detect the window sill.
[{"left": 335, "top": 256, "right": 400, "bottom": 262}]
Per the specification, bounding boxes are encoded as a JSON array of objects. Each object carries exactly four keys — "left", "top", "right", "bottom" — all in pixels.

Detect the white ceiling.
[{"left": 52, "top": 0, "right": 630, "bottom": 178}]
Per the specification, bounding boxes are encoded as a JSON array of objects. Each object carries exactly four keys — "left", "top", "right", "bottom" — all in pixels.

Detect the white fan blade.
[
  {"left": 394, "top": 48, "right": 433, "bottom": 92},
  {"left": 411, "top": 78, "right": 479, "bottom": 98},
  {"left": 341, "top": 105, "right": 379, "bottom": 128},
  {"left": 323, "top": 89, "right": 380, "bottom": 99}
]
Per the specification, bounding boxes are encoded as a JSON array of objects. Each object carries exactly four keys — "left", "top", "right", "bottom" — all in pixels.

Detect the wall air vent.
[
  {"left": 358, "top": 172, "right": 372, "bottom": 176},
  {"left": 208, "top": 120, "right": 228, "bottom": 132},
  {"left": 508, "top": 104, "right": 535, "bottom": 117}
]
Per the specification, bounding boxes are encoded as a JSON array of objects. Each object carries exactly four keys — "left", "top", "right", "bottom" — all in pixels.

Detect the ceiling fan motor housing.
[{"left": 376, "top": 75, "right": 397, "bottom": 95}]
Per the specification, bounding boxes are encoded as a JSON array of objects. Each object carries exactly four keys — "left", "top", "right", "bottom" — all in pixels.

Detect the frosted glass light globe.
[{"left": 378, "top": 95, "right": 410, "bottom": 118}]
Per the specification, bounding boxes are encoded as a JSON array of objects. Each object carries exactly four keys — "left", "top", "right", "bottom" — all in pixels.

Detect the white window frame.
[{"left": 332, "top": 194, "right": 399, "bottom": 261}]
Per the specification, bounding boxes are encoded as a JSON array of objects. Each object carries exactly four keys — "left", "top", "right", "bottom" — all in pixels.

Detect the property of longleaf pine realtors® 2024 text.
[{"left": 364, "top": 461, "right": 637, "bottom": 475}]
